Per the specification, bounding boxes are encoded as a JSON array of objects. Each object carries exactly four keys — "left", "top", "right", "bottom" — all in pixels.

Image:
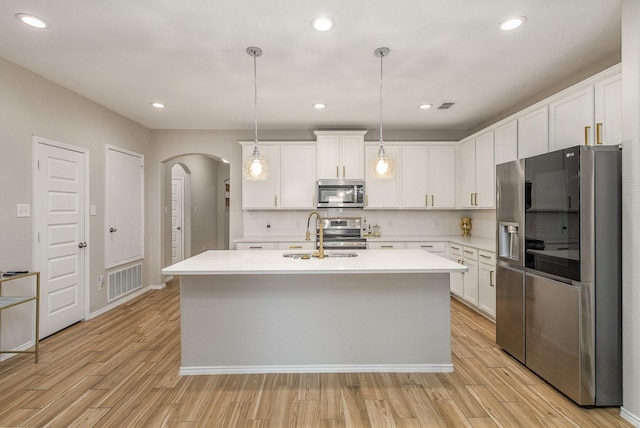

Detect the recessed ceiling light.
[
  {"left": 150, "top": 102, "right": 165, "bottom": 109},
  {"left": 15, "top": 13, "right": 49, "bottom": 29},
  {"left": 311, "top": 16, "right": 334, "bottom": 32},
  {"left": 499, "top": 16, "right": 527, "bottom": 31},
  {"left": 419, "top": 104, "right": 433, "bottom": 110},
  {"left": 313, "top": 103, "right": 326, "bottom": 109}
]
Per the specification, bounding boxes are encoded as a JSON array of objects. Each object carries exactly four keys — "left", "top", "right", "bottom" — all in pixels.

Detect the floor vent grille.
[{"left": 108, "top": 263, "right": 143, "bottom": 301}]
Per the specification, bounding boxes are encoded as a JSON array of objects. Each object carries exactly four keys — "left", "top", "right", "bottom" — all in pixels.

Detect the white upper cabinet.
[
  {"left": 241, "top": 144, "right": 279, "bottom": 209},
  {"left": 494, "top": 120, "right": 518, "bottom": 164},
  {"left": 475, "top": 132, "right": 495, "bottom": 208},
  {"left": 458, "top": 131, "right": 495, "bottom": 208},
  {"left": 315, "top": 131, "right": 366, "bottom": 180},
  {"left": 280, "top": 144, "right": 317, "bottom": 209},
  {"left": 365, "top": 145, "right": 401, "bottom": 208},
  {"left": 595, "top": 72, "right": 622, "bottom": 146},
  {"left": 518, "top": 106, "right": 549, "bottom": 159},
  {"left": 549, "top": 67, "right": 621, "bottom": 150},
  {"left": 402, "top": 145, "right": 456, "bottom": 208},
  {"left": 241, "top": 142, "right": 316, "bottom": 210},
  {"left": 549, "top": 86, "right": 595, "bottom": 151}
]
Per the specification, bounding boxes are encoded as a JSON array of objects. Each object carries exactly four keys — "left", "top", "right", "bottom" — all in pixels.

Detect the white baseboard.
[
  {"left": 0, "top": 341, "right": 35, "bottom": 362},
  {"left": 150, "top": 282, "right": 166, "bottom": 290},
  {"left": 621, "top": 407, "right": 640, "bottom": 427},
  {"left": 179, "top": 363, "right": 454, "bottom": 376},
  {"left": 88, "top": 286, "right": 151, "bottom": 320}
]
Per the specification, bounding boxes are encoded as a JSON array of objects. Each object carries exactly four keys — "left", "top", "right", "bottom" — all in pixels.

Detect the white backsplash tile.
[{"left": 242, "top": 209, "right": 496, "bottom": 239}]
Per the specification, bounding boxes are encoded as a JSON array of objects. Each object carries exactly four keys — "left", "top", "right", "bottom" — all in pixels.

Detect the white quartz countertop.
[
  {"left": 234, "top": 235, "right": 495, "bottom": 252},
  {"left": 162, "top": 249, "right": 468, "bottom": 276}
]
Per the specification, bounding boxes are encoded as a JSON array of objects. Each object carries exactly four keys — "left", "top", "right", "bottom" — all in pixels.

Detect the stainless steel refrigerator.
[{"left": 495, "top": 145, "right": 622, "bottom": 407}]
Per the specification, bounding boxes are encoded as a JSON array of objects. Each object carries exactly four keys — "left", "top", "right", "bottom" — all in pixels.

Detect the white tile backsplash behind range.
[{"left": 242, "top": 209, "right": 496, "bottom": 239}]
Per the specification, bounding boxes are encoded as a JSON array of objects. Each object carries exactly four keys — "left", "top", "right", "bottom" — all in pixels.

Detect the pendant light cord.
[
  {"left": 253, "top": 53, "right": 259, "bottom": 154},
  {"left": 379, "top": 51, "right": 384, "bottom": 151}
]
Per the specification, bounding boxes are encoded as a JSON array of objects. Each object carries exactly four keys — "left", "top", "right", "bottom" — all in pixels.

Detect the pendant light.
[
  {"left": 370, "top": 47, "right": 395, "bottom": 180},
  {"left": 243, "top": 46, "right": 270, "bottom": 181}
]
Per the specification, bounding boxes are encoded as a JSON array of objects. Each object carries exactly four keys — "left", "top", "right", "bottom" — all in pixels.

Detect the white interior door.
[
  {"left": 35, "top": 139, "right": 87, "bottom": 339},
  {"left": 171, "top": 177, "right": 184, "bottom": 264}
]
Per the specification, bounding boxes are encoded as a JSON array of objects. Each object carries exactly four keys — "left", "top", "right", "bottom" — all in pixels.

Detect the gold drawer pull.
[
  {"left": 290, "top": 245, "right": 302, "bottom": 249},
  {"left": 596, "top": 122, "right": 603, "bottom": 145},
  {"left": 584, "top": 125, "right": 591, "bottom": 146},
  {"left": 480, "top": 254, "right": 491, "bottom": 259},
  {"left": 490, "top": 271, "right": 495, "bottom": 287}
]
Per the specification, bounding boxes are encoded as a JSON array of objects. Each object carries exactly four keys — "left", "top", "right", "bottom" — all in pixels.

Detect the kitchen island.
[{"left": 162, "top": 249, "right": 467, "bottom": 375}]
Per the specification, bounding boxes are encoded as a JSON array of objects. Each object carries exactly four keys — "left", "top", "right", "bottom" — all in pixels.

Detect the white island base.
[{"left": 163, "top": 250, "right": 466, "bottom": 375}]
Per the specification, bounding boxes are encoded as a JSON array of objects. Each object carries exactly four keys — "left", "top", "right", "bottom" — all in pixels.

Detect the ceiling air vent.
[{"left": 438, "top": 102, "right": 455, "bottom": 110}]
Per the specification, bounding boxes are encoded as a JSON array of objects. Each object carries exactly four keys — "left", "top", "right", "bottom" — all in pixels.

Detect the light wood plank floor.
[{"left": 0, "top": 278, "right": 631, "bottom": 427}]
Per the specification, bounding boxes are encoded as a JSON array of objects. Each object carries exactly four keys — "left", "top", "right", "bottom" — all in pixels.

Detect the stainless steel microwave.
[{"left": 316, "top": 180, "right": 365, "bottom": 208}]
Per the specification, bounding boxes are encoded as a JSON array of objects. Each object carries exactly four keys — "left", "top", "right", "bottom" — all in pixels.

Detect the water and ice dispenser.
[{"left": 499, "top": 222, "right": 520, "bottom": 261}]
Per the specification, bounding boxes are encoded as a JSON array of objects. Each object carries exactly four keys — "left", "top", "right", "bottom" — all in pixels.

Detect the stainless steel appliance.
[
  {"left": 496, "top": 145, "right": 622, "bottom": 407},
  {"left": 316, "top": 180, "right": 365, "bottom": 208},
  {"left": 318, "top": 217, "right": 367, "bottom": 250}
]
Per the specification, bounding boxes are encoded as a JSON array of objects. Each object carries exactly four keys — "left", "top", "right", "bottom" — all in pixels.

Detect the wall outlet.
[
  {"left": 16, "top": 204, "right": 30, "bottom": 218},
  {"left": 266, "top": 221, "right": 271, "bottom": 231},
  {"left": 98, "top": 275, "right": 105, "bottom": 290}
]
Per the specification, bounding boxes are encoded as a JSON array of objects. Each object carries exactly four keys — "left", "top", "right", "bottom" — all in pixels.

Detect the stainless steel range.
[{"left": 318, "top": 217, "right": 366, "bottom": 250}]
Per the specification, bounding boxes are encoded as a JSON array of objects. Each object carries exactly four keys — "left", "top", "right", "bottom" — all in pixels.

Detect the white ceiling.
[{"left": 0, "top": 1, "right": 621, "bottom": 132}]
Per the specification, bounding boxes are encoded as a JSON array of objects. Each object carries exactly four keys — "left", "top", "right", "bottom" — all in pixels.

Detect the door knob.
[
  {"left": 78, "top": 242, "right": 87, "bottom": 248},
  {"left": 109, "top": 227, "right": 117, "bottom": 233}
]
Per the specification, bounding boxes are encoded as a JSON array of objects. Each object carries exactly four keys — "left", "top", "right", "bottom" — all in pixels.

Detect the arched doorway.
[{"left": 162, "top": 154, "right": 230, "bottom": 269}]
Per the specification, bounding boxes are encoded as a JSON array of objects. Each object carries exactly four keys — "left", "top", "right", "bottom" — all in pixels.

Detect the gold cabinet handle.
[
  {"left": 381, "top": 245, "right": 394, "bottom": 248},
  {"left": 480, "top": 254, "right": 491, "bottom": 259},
  {"left": 421, "top": 245, "right": 434, "bottom": 248},
  {"left": 596, "top": 122, "right": 603, "bottom": 145},
  {"left": 431, "top": 195, "right": 434, "bottom": 206},
  {"left": 289, "top": 245, "right": 302, "bottom": 249},
  {"left": 470, "top": 193, "right": 474, "bottom": 205},
  {"left": 464, "top": 250, "right": 474, "bottom": 255},
  {"left": 336, "top": 165, "right": 339, "bottom": 178},
  {"left": 451, "top": 246, "right": 460, "bottom": 250},
  {"left": 584, "top": 125, "right": 591, "bottom": 146},
  {"left": 343, "top": 166, "right": 346, "bottom": 177},
  {"left": 365, "top": 195, "right": 369, "bottom": 206},
  {"left": 475, "top": 193, "right": 478, "bottom": 206},
  {"left": 274, "top": 195, "right": 278, "bottom": 207},
  {"left": 490, "top": 271, "right": 494, "bottom": 287},
  {"left": 249, "top": 246, "right": 263, "bottom": 249},
  {"left": 425, "top": 194, "right": 428, "bottom": 207}
]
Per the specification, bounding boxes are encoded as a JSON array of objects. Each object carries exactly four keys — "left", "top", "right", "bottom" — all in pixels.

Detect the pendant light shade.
[
  {"left": 243, "top": 46, "right": 270, "bottom": 181},
  {"left": 370, "top": 47, "right": 395, "bottom": 180}
]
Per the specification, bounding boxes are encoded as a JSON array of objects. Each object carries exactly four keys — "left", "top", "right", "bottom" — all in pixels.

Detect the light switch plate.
[
  {"left": 17, "top": 204, "right": 30, "bottom": 218},
  {"left": 90, "top": 205, "right": 97, "bottom": 216}
]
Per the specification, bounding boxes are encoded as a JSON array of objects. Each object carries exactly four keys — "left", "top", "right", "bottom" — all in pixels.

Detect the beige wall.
[{"left": 0, "top": 57, "right": 151, "bottom": 323}]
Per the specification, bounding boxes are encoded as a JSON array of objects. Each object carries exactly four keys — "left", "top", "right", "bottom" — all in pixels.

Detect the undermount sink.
[{"left": 282, "top": 252, "right": 359, "bottom": 259}]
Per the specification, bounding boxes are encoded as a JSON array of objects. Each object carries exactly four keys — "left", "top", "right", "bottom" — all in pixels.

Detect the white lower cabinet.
[
  {"left": 236, "top": 242, "right": 277, "bottom": 250},
  {"left": 368, "top": 241, "right": 405, "bottom": 249},
  {"left": 236, "top": 242, "right": 314, "bottom": 251},
  {"left": 461, "top": 247, "right": 479, "bottom": 306},
  {"left": 449, "top": 244, "right": 464, "bottom": 298},
  {"left": 405, "top": 241, "right": 445, "bottom": 256},
  {"left": 448, "top": 243, "right": 495, "bottom": 321},
  {"left": 478, "top": 250, "right": 496, "bottom": 320}
]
